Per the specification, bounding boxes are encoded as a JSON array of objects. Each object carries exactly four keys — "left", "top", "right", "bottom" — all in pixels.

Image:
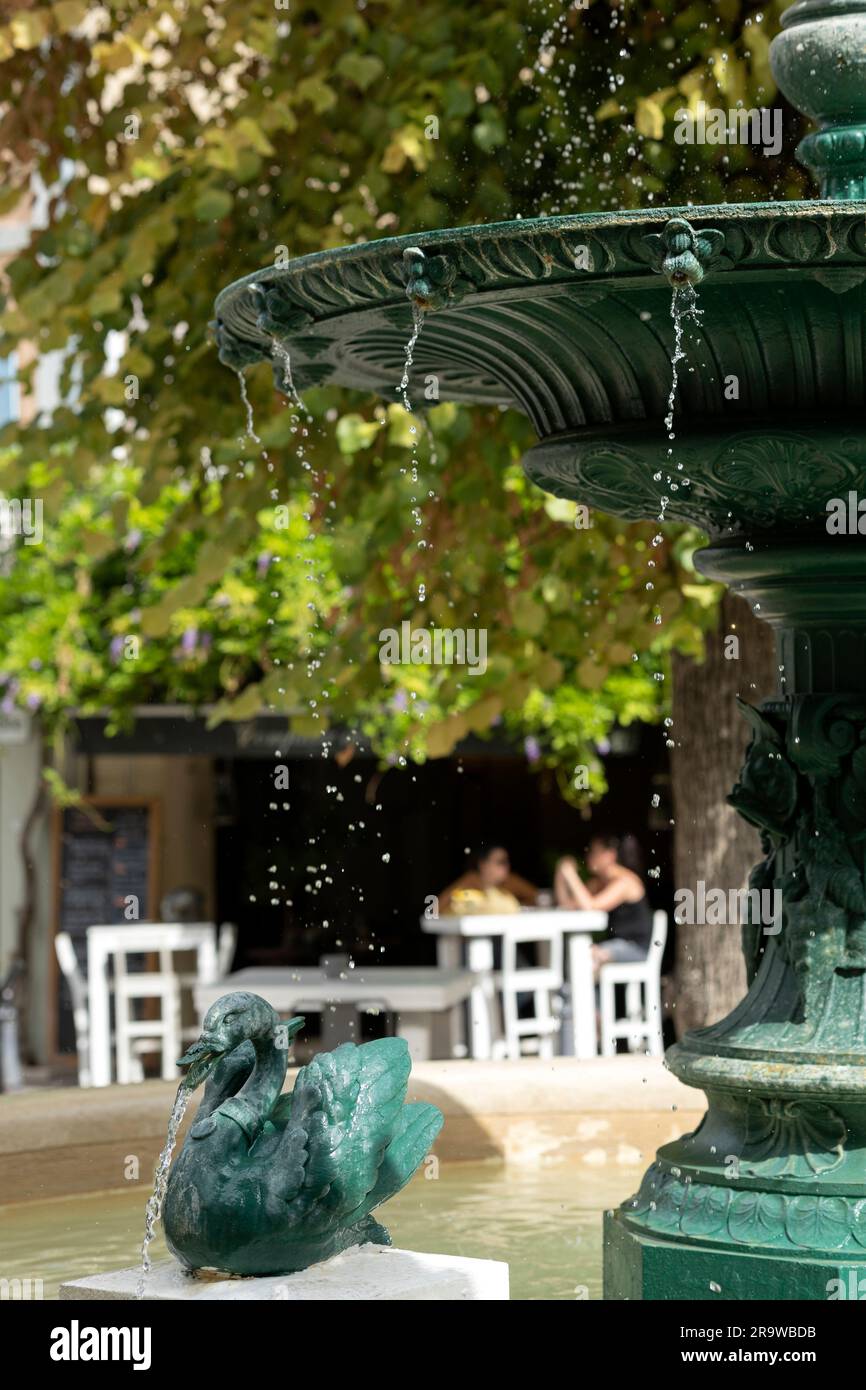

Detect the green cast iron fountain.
[{"left": 211, "top": 1, "right": 866, "bottom": 1298}]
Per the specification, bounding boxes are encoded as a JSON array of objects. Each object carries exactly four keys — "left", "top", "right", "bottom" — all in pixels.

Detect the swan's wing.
[
  {"left": 364, "top": 1101, "right": 443, "bottom": 1208},
  {"left": 284, "top": 1036, "right": 431, "bottom": 1224},
  {"left": 252, "top": 1111, "right": 309, "bottom": 1202}
]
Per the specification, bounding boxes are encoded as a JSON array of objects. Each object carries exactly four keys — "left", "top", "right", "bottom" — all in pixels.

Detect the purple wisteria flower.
[{"left": 524, "top": 736, "right": 541, "bottom": 764}]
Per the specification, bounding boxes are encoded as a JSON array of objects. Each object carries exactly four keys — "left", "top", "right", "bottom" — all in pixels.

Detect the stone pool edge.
[{"left": 0, "top": 1057, "right": 702, "bottom": 1204}]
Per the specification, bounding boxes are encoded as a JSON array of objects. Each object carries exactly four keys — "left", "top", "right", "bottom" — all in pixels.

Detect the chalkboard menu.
[{"left": 54, "top": 799, "right": 159, "bottom": 1055}]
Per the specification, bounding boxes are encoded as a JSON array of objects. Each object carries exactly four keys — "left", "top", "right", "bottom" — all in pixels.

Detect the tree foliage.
[{"left": 0, "top": 0, "right": 798, "bottom": 795}]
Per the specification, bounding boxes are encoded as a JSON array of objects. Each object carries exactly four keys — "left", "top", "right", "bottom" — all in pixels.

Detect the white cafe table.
[
  {"left": 194, "top": 965, "right": 474, "bottom": 1062},
  {"left": 420, "top": 909, "right": 607, "bottom": 1060}
]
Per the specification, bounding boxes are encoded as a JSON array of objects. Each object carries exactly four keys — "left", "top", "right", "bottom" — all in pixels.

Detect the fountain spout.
[
  {"left": 642, "top": 217, "right": 725, "bottom": 288},
  {"left": 401, "top": 245, "right": 463, "bottom": 311}
]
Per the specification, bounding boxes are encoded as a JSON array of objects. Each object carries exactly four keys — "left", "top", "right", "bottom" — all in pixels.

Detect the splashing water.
[{"left": 136, "top": 1082, "right": 191, "bottom": 1298}]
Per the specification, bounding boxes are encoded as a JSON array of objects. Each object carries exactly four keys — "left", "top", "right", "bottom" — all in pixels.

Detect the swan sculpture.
[{"left": 163, "top": 991, "right": 444, "bottom": 1276}]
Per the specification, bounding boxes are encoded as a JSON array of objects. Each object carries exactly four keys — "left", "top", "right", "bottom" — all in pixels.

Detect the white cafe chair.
[
  {"left": 599, "top": 910, "right": 668, "bottom": 1057},
  {"left": 55, "top": 931, "right": 161, "bottom": 1086},
  {"left": 54, "top": 932, "right": 93, "bottom": 1087},
  {"left": 492, "top": 918, "right": 563, "bottom": 1060},
  {"left": 85, "top": 921, "right": 227, "bottom": 1085},
  {"left": 113, "top": 944, "right": 183, "bottom": 1084}
]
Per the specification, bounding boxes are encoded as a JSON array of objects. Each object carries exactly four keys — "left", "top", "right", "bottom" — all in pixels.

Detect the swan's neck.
[{"left": 239, "top": 1032, "right": 287, "bottom": 1121}]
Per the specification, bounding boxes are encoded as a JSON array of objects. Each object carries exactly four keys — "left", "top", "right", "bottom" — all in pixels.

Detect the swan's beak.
[{"left": 177, "top": 1034, "right": 223, "bottom": 1090}]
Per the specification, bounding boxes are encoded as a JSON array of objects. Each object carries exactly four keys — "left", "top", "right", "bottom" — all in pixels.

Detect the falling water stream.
[
  {"left": 658, "top": 282, "right": 702, "bottom": 523},
  {"left": 136, "top": 1082, "right": 190, "bottom": 1298},
  {"left": 646, "top": 280, "right": 705, "bottom": 879},
  {"left": 236, "top": 368, "right": 261, "bottom": 445},
  {"left": 269, "top": 337, "right": 330, "bottom": 765},
  {"left": 397, "top": 305, "right": 427, "bottom": 603},
  {"left": 663, "top": 284, "right": 702, "bottom": 445},
  {"left": 272, "top": 338, "right": 309, "bottom": 424}
]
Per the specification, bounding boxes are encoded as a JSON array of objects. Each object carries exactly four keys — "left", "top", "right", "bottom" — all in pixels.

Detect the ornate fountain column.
[{"left": 605, "top": 539, "right": 866, "bottom": 1299}]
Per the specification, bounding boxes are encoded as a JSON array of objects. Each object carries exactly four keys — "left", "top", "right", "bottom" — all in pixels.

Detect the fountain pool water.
[{"left": 3, "top": 1160, "right": 643, "bottom": 1303}]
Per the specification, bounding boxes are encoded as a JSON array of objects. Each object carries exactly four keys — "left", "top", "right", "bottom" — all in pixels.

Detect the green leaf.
[
  {"left": 336, "top": 52, "right": 384, "bottom": 91},
  {"left": 295, "top": 77, "right": 337, "bottom": 114},
  {"left": 194, "top": 188, "right": 234, "bottom": 222},
  {"left": 336, "top": 414, "right": 381, "bottom": 453},
  {"left": 512, "top": 591, "right": 545, "bottom": 636},
  {"left": 472, "top": 114, "right": 506, "bottom": 152}
]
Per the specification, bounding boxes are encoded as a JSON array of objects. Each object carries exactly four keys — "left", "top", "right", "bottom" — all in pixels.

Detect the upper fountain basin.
[{"left": 215, "top": 201, "right": 866, "bottom": 539}]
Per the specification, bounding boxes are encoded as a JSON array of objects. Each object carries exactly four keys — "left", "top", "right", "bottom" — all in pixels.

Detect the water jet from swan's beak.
[{"left": 177, "top": 1034, "right": 223, "bottom": 1090}]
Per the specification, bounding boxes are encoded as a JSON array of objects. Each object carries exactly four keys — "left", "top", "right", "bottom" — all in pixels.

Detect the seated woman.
[
  {"left": 554, "top": 834, "right": 652, "bottom": 975},
  {"left": 438, "top": 844, "right": 538, "bottom": 916}
]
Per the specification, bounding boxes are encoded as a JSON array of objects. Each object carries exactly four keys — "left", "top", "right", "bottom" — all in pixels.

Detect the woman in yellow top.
[{"left": 438, "top": 844, "right": 538, "bottom": 916}]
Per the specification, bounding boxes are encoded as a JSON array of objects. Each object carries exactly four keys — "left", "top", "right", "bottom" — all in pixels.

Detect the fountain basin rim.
[
  {"left": 214, "top": 198, "right": 866, "bottom": 369},
  {"left": 216, "top": 198, "right": 865, "bottom": 300},
  {"left": 214, "top": 200, "right": 866, "bottom": 546}
]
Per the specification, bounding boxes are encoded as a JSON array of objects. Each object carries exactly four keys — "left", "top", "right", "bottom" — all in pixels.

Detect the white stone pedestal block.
[{"left": 60, "top": 1247, "right": 509, "bottom": 1301}]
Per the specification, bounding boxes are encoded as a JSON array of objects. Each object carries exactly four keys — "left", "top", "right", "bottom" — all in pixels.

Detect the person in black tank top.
[
  {"left": 606, "top": 897, "right": 653, "bottom": 954},
  {"left": 554, "top": 834, "right": 651, "bottom": 971}
]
